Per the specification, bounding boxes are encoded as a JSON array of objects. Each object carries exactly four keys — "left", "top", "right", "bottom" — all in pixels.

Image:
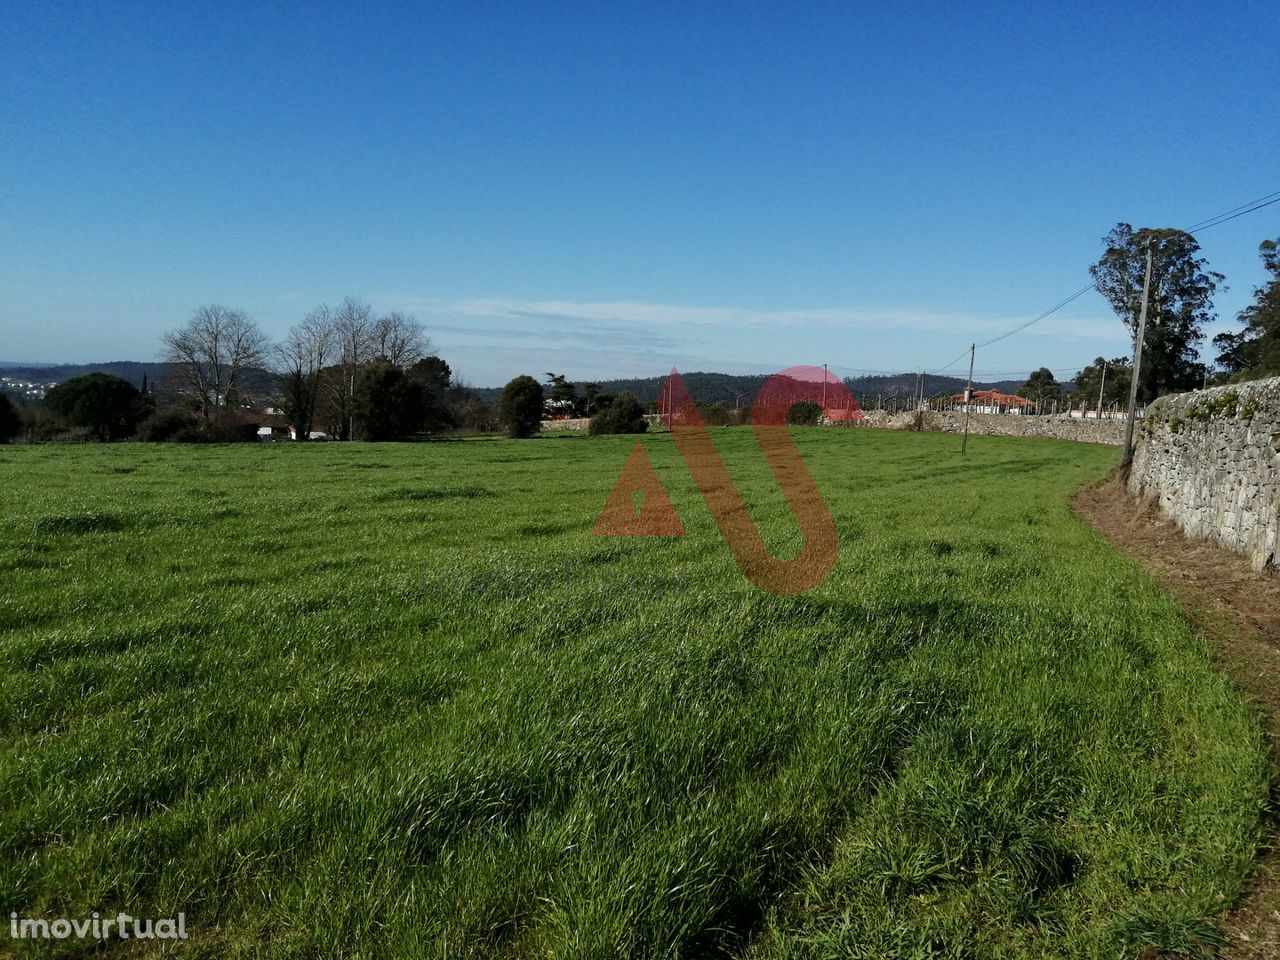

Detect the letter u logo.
[{"left": 594, "top": 366, "right": 862, "bottom": 594}]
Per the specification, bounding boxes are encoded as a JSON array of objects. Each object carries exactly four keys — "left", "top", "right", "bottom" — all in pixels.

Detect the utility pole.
[
  {"left": 822, "top": 363, "right": 828, "bottom": 412},
  {"left": 961, "top": 343, "right": 975, "bottom": 455},
  {"left": 1096, "top": 360, "right": 1107, "bottom": 420},
  {"left": 1122, "top": 243, "right": 1155, "bottom": 468}
]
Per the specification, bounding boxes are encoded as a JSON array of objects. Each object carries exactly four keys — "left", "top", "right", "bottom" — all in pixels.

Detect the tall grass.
[{"left": 0, "top": 430, "right": 1266, "bottom": 958}]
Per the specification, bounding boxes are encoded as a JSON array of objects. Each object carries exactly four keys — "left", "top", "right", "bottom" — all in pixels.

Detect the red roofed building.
[{"left": 952, "top": 388, "right": 1034, "bottom": 414}]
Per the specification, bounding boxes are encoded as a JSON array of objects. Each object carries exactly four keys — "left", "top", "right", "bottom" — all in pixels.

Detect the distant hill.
[
  {"left": 0, "top": 361, "right": 173, "bottom": 388},
  {"left": 5, "top": 363, "right": 1050, "bottom": 407},
  {"left": 471, "top": 371, "right": 1031, "bottom": 406},
  {"left": 0, "top": 362, "right": 281, "bottom": 400},
  {"left": 837, "top": 373, "right": 1027, "bottom": 401}
]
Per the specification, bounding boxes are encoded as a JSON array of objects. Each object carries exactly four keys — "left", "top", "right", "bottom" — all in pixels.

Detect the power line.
[
  {"left": 832, "top": 360, "right": 1108, "bottom": 380},
  {"left": 1177, "top": 194, "right": 1280, "bottom": 234},
  {"left": 975, "top": 283, "right": 1097, "bottom": 349},
  {"left": 1183, "top": 190, "right": 1280, "bottom": 233},
  {"left": 927, "top": 186, "right": 1280, "bottom": 369},
  {"left": 826, "top": 363, "right": 914, "bottom": 376},
  {"left": 640, "top": 190, "right": 1278, "bottom": 389},
  {"left": 929, "top": 348, "right": 973, "bottom": 376},
  {"left": 969, "top": 364, "right": 1105, "bottom": 378}
]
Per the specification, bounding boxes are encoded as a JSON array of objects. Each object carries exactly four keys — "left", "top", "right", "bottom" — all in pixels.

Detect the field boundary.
[
  {"left": 854, "top": 409, "right": 1125, "bottom": 443},
  {"left": 1129, "top": 377, "right": 1280, "bottom": 572},
  {"left": 1074, "top": 477, "right": 1280, "bottom": 958}
]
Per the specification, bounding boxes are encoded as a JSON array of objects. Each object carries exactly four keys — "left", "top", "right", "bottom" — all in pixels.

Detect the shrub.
[
  {"left": 13, "top": 404, "right": 65, "bottom": 442},
  {"left": 787, "top": 399, "right": 823, "bottom": 425},
  {"left": 589, "top": 392, "right": 649, "bottom": 435},
  {"left": 136, "top": 409, "right": 256, "bottom": 443},
  {"left": 499, "top": 375, "right": 544, "bottom": 439},
  {"left": 136, "top": 408, "right": 199, "bottom": 442},
  {"left": 699, "top": 402, "right": 737, "bottom": 427},
  {"left": 202, "top": 419, "right": 259, "bottom": 443}
]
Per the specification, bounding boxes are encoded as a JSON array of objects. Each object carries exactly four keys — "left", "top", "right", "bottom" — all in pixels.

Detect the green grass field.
[{"left": 0, "top": 429, "right": 1268, "bottom": 958}]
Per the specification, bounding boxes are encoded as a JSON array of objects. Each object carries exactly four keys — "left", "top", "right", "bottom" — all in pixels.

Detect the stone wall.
[
  {"left": 540, "top": 415, "right": 665, "bottom": 432},
  {"left": 545, "top": 408, "right": 1128, "bottom": 443},
  {"left": 925, "top": 411, "right": 1126, "bottom": 444},
  {"left": 540, "top": 418, "right": 592, "bottom": 432},
  {"left": 857, "top": 409, "right": 1125, "bottom": 444},
  {"left": 1128, "top": 378, "right": 1280, "bottom": 571}
]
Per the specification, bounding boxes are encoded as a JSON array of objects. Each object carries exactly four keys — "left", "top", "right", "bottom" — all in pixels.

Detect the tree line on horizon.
[
  {"left": 0, "top": 298, "right": 503, "bottom": 444},
  {"left": 2, "top": 225, "right": 1277, "bottom": 444},
  {"left": 0, "top": 299, "right": 665, "bottom": 444}
]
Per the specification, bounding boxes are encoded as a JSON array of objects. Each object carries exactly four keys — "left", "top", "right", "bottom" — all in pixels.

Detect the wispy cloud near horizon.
[
  {"left": 381, "top": 294, "right": 1125, "bottom": 341},
  {"left": 370, "top": 293, "right": 1129, "bottom": 386}
]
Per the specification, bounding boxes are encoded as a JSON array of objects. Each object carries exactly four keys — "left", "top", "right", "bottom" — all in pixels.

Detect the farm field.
[{"left": 0, "top": 429, "right": 1268, "bottom": 958}]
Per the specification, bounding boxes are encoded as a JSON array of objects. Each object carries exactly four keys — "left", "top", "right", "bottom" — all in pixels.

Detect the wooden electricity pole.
[{"left": 961, "top": 343, "right": 975, "bottom": 455}]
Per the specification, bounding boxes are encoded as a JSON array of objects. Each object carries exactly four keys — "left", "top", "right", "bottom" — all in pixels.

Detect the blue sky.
[{"left": 1, "top": 1, "right": 1277, "bottom": 386}]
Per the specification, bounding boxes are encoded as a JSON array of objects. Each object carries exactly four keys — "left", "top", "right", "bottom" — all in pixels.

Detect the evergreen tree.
[
  {"left": 1214, "top": 237, "right": 1280, "bottom": 378},
  {"left": 499, "top": 376, "right": 544, "bottom": 438},
  {"left": 44, "top": 373, "right": 148, "bottom": 441},
  {"left": 1090, "top": 224, "right": 1222, "bottom": 402},
  {"left": 589, "top": 392, "right": 648, "bottom": 434}
]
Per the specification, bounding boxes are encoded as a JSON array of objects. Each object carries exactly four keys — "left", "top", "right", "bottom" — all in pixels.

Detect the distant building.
[
  {"left": 252, "top": 410, "right": 330, "bottom": 440},
  {"left": 0, "top": 375, "right": 57, "bottom": 399},
  {"left": 543, "top": 398, "right": 576, "bottom": 420},
  {"left": 247, "top": 411, "right": 291, "bottom": 440},
  {"left": 951, "top": 388, "right": 1034, "bottom": 414}
]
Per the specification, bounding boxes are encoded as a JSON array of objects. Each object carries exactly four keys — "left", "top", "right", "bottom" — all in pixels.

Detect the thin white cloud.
[{"left": 379, "top": 294, "right": 1126, "bottom": 343}]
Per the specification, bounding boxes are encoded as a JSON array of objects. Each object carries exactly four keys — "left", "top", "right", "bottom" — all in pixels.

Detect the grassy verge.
[{"left": 0, "top": 429, "right": 1267, "bottom": 958}]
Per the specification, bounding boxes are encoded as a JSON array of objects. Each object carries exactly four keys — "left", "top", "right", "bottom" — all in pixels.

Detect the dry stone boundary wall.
[{"left": 1128, "top": 377, "right": 1280, "bottom": 571}]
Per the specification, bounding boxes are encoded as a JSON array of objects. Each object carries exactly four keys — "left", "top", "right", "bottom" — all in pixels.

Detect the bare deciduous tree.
[
  {"left": 275, "top": 307, "right": 335, "bottom": 440},
  {"left": 161, "top": 305, "right": 269, "bottom": 419},
  {"left": 325, "top": 297, "right": 376, "bottom": 440},
  {"left": 334, "top": 297, "right": 375, "bottom": 367},
  {"left": 371, "top": 311, "right": 429, "bottom": 367},
  {"left": 302, "top": 298, "right": 434, "bottom": 439}
]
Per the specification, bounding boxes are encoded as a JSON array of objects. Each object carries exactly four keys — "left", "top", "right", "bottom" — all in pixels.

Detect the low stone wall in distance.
[
  {"left": 1128, "top": 378, "right": 1280, "bottom": 571},
  {"left": 858, "top": 409, "right": 1125, "bottom": 445},
  {"left": 540, "top": 418, "right": 592, "bottom": 431},
  {"left": 540, "top": 415, "right": 665, "bottom": 432},
  {"left": 545, "top": 409, "right": 1126, "bottom": 443}
]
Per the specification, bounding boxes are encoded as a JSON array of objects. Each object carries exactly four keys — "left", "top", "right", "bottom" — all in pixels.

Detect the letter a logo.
[{"left": 592, "top": 443, "right": 685, "bottom": 536}]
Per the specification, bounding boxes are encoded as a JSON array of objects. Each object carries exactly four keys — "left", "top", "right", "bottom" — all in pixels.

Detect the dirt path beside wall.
[{"left": 1074, "top": 478, "right": 1280, "bottom": 958}]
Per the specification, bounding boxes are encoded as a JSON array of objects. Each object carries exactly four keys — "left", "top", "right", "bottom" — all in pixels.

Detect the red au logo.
[{"left": 593, "top": 366, "right": 862, "bottom": 595}]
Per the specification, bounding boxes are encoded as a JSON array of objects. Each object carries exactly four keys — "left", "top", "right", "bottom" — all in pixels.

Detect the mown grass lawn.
[{"left": 0, "top": 429, "right": 1267, "bottom": 958}]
